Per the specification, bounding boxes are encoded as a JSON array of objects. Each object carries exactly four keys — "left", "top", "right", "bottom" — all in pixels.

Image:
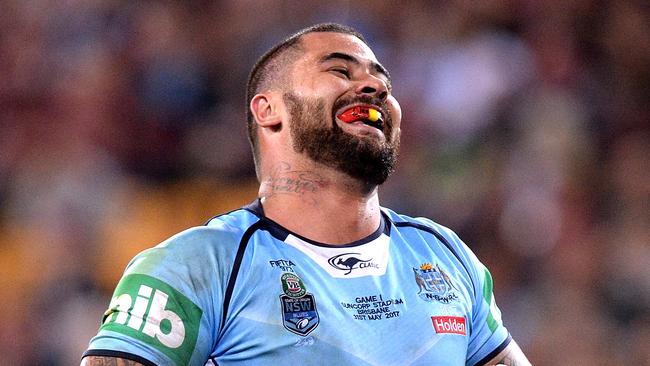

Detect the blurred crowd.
[{"left": 0, "top": 0, "right": 648, "bottom": 365}]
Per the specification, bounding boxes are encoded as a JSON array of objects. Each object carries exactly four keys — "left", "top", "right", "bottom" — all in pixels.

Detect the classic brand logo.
[
  {"left": 431, "top": 316, "right": 466, "bottom": 335},
  {"left": 328, "top": 253, "right": 378, "bottom": 275},
  {"left": 101, "top": 274, "right": 202, "bottom": 366}
]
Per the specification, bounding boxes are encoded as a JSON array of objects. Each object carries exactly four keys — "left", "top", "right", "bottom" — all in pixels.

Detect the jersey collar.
[{"left": 244, "top": 198, "right": 391, "bottom": 247}]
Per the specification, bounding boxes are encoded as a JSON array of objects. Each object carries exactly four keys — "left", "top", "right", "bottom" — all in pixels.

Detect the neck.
[{"left": 258, "top": 161, "right": 382, "bottom": 245}]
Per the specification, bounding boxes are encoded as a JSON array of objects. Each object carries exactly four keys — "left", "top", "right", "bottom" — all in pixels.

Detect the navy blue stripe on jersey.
[
  {"left": 260, "top": 218, "right": 292, "bottom": 241},
  {"left": 221, "top": 220, "right": 265, "bottom": 328},
  {"left": 243, "top": 198, "right": 264, "bottom": 217},
  {"left": 391, "top": 220, "right": 475, "bottom": 298},
  {"left": 473, "top": 333, "right": 512, "bottom": 366},
  {"left": 82, "top": 349, "right": 157, "bottom": 366}
]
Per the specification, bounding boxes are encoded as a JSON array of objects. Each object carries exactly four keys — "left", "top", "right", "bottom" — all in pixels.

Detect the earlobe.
[{"left": 251, "top": 93, "right": 282, "bottom": 129}]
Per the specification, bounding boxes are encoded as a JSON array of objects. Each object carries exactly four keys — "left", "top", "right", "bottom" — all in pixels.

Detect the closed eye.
[{"left": 330, "top": 68, "right": 350, "bottom": 79}]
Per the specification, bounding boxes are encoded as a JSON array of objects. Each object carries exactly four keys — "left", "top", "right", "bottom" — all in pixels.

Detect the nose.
[{"left": 356, "top": 75, "right": 388, "bottom": 101}]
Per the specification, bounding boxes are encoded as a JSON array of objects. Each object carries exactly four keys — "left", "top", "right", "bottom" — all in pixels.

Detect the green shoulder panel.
[
  {"left": 481, "top": 267, "right": 500, "bottom": 333},
  {"left": 101, "top": 274, "right": 203, "bottom": 366}
]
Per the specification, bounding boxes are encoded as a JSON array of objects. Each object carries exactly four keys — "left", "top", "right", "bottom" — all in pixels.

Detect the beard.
[{"left": 284, "top": 92, "right": 399, "bottom": 186}]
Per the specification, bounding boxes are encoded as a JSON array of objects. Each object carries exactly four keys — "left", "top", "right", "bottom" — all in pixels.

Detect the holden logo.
[{"left": 328, "top": 253, "right": 377, "bottom": 275}]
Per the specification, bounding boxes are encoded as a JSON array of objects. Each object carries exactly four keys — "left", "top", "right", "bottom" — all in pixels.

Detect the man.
[{"left": 82, "top": 23, "right": 531, "bottom": 366}]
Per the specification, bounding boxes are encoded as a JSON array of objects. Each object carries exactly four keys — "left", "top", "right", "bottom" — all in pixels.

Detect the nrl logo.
[{"left": 413, "top": 263, "right": 459, "bottom": 303}]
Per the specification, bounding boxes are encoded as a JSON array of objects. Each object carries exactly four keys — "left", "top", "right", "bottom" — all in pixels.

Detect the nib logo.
[
  {"left": 101, "top": 274, "right": 202, "bottom": 365},
  {"left": 105, "top": 284, "right": 185, "bottom": 348}
]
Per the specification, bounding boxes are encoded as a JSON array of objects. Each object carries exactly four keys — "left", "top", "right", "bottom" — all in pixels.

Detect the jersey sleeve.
[
  {"left": 430, "top": 223, "right": 512, "bottom": 366},
  {"left": 84, "top": 225, "right": 239, "bottom": 366},
  {"left": 464, "top": 256, "right": 511, "bottom": 365}
]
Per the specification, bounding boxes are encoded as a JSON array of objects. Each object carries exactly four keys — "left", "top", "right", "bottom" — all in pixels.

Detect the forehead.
[{"left": 297, "top": 32, "right": 379, "bottom": 65}]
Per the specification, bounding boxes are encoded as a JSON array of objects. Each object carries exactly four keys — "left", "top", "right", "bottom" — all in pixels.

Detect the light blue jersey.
[{"left": 84, "top": 200, "right": 510, "bottom": 365}]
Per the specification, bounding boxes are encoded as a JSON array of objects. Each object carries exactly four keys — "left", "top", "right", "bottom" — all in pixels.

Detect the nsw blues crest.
[
  {"left": 279, "top": 272, "right": 319, "bottom": 336},
  {"left": 280, "top": 294, "right": 319, "bottom": 336},
  {"left": 413, "top": 263, "right": 459, "bottom": 303}
]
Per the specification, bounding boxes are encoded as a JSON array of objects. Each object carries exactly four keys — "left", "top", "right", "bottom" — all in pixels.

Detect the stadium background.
[{"left": 0, "top": 1, "right": 648, "bottom": 364}]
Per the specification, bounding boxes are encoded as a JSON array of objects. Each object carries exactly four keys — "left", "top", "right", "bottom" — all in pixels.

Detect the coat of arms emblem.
[{"left": 413, "top": 263, "right": 459, "bottom": 303}]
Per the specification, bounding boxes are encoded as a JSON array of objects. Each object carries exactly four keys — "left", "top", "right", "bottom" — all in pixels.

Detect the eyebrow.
[{"left": 320, "top": 52, "right": 391, "bottom": 86}]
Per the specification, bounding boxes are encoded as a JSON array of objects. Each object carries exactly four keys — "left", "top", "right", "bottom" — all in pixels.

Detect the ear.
[{"left": 250, "top": 93, "right": 282, "bottom": 129}]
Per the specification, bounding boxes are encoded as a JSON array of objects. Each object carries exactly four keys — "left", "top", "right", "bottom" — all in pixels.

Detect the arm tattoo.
[
  {"left": 486, "top": 342, "right": 531, "bottom": 366},
  {"left": 81, "top": 356, "right": 144, "bottom": 366},
  {"left": 491, "top": 352, "right": 520, "bottom": 366}
]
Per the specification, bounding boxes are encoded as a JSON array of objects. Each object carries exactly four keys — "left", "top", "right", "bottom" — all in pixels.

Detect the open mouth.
[{"left": 337, "top": 106, "right": 385, "bottom": 131}]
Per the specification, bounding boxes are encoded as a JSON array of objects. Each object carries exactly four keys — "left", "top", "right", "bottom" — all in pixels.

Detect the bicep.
[
  {"left": 81, "top": 356, "right": 146, "bottom": 366},
  {"left": 483, "top": 340, "right": 531, "bottom": 366}
]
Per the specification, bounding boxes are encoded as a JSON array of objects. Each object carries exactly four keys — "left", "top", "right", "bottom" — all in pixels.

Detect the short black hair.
[{"left": 245, "top": 23, "right": 368, "bottom": 172}]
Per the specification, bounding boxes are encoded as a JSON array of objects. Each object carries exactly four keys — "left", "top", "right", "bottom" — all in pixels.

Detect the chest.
[{"left": 215, "top": 232, "right": 474, "bottom": 365}]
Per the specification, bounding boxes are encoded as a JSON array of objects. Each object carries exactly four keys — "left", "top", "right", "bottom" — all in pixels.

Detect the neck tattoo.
[{"left": 267, "top": 162, "right": 325, "bottom": 198}]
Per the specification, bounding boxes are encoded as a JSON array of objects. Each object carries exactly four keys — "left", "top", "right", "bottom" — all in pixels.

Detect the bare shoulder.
[
  {"left": 484, "top": 339, "right": 532, "bottom": 366},
  {"left": 81, "top": 356, "right": 146, "bottom": 366}
]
